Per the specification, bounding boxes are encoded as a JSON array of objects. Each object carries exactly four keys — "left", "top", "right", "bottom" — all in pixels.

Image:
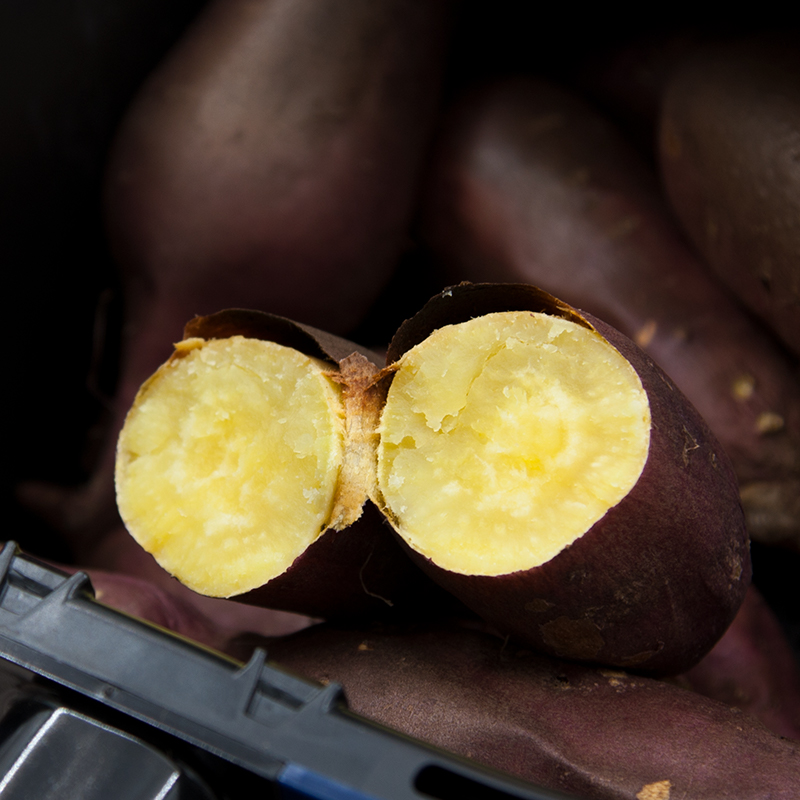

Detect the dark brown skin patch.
[{"left": 540, "top": 616, "right": 604, "bottom": 660}]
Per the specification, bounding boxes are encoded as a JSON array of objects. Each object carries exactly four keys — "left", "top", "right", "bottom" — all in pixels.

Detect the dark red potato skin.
[
  {"left": 235, "top": 504, "right": 463, "bottom": 620},
  {"left": 659, "top": 36, "right": 800, "bottom": 358},
  {"left": 267, "top": 622, "right": 800, "bottom": 800},
  {"left": 678, "top": 584, "right": 800, "bottom": 740},
  {"left": 421, "top": 77, "right": 800, "bottom": 548},
  {"left": 51, "top": 548, "right": 317, "bottom": 658},
  {"left": 106, "top": 0, "right": 452, "bottom": 345},
  {"left": 383, "top": 284, "right": 750, "bottom": 676}
]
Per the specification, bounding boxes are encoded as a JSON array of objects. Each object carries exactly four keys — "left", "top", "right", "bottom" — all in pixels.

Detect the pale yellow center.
[
  {"left": 376, "top": 312, "right": 651, "bottom": 576},
  {"left": 115, "top": 336, "right": 344, "bottom": 596}
]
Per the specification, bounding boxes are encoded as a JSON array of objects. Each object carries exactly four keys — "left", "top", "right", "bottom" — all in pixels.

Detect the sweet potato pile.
[{"left": 9, "top": 8, "right": 800, "bottom": 800}]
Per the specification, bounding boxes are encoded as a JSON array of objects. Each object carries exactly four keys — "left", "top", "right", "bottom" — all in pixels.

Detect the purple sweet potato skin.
[
  {"left": 105, "top": 0, "right": 452, "bottom": 345},
  {"left": 236, "top": 504, "right": 462, "bottom": 620},
  {"left": 384, "top": 284, "right": 750, "bottom": 676},
  {"left": 659, "top": 36, "right": 800, "bottom": 358},
  {"left": 679, "top": 584, "right": 800, "bottom": 740},
  {"left": 267, "top": 622, "right": 800, "bottom": 800},
  {"left": 421, "top": 76, "right": 800, "bottom": 549}
]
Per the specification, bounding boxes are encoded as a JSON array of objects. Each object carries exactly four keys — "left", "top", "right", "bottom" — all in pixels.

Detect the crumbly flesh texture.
[
  {"left": 376, "top": 312, "right": 651, "bottom": 576},
  {"left": 115, "top": 337, "right": 345, "bottom": 597}
]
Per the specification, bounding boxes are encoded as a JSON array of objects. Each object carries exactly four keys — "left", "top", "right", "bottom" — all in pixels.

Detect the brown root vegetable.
[
  {"left": 678, "top": 584, "right": 800, "bottom": 740},
  {"left": 116, "top": 284, "right": 749, "bottom": 674},
  {"left": 374, "top": 283, "right": 749, "bottom": 675},
  {"left": 105, "top": 0, "right": 452, "bottom": 343},
  {"left": 266, "top": 621, "right": 800, "bottom": 800},
  {"left": 421, "top": 76, "right": 800, "bottom": 549},
  {"left": 659, "top": 35, "right": 800, "bottom": 358},
  {"left": 76, "top": 524, "right": 319, "bottom": 650},
  {"left": 114, "top": 309, "right": 451, "bottom": 618}
]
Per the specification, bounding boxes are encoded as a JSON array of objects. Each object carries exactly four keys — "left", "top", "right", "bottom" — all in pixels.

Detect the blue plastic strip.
[{"left": 278, "top": 763, "right": 380, "bottom": 800}]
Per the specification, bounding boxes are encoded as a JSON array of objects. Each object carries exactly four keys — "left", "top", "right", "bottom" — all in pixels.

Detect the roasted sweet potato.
[
  {"left": 116, "top": 284, "right": 749, "bottom": 674},
  {"left": 105, "top": 0, "right": 452, "bottom": 352},
  {"left": 267, "top": 622, "right": 800, "bottom": 800},
  {"left": 374, "top": 283, "right": 749, "bottom": 675},
  {"left": 659, "top": 35, "right": 800, "bottom": 358},
  {"left": 421, "top": 76, "right": 800, "bottom": 549}
]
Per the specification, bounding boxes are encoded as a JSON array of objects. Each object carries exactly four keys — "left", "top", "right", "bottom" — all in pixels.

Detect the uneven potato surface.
[
  {"left": 115, "top": 336, "right": 345, "bottom": 596},
  {"left": 376, "top": 312, "right": 651, "bottom": 575}
]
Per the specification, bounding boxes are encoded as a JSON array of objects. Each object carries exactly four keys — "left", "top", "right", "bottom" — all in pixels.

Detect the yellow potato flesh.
[
  {"left": 376, "top": 312, "right": 651, "bottom": 576},
  {"left": 115, "top": 337, "right": 344, "bottom": 596}
]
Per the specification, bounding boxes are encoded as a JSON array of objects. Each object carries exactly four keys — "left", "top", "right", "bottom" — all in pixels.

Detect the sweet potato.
[
  {"left": 116, "top": 284, "right": 749, "bottom": 674},
  {"left": 421, "top": 76, "right": 800, "bottom": 549},
  {"left": 77, "top": 565, "right": 316, "bottom": 659},
  {"left": 266, "top": 621, "right": 800, "bottom": 800},
  {"left": 678, "top": 584, "right": 800, "bottom": 740},
  {"left": 105, "top": 0, "right": 452, "bottom": 356},
  {"left": 45, "top": 0, "right": 454, "bottom": 565},
  {"left": 374, "top": 283, "right": 749, "bottom": 675},
  {"left": 659, "top": 35, "right": 800, "bottom": 358}
]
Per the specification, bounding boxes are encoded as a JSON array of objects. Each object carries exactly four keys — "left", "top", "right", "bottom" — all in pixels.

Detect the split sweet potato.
[
  {"left": 374, "top": 283, "right": 749, "bottom": 675},
  {"left": 116, "top": 284, "right": 749, "bottom": 674},
  {"left": 421, "top": 76, "right": 800, "bottom": 549}
]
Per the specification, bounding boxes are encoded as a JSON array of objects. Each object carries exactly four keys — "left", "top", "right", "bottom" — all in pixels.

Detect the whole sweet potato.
[
  {"left": 659, "top": 35, "right": 800, "bottom": 358},
  {"left": 421, "top": 76, "right": 800, "bottom": 549},
  {"left": 105, "top": 0, "right": 452, "bottom": 352},
  {"left": 267, "top": 622, "right": 800, "bottom": 800}
]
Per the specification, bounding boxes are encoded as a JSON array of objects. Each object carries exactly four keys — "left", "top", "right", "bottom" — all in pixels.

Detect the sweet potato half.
[
  {"left": 115, "top": 310, "right": 449, "bottom": 619},
  {"left": 115, "top": 284, "right": 749, "bottom": 673}
]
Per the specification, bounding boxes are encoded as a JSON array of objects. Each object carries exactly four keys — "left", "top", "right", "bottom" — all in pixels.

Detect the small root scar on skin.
[
  {"left": 358, "top": 547, "right": 394, "bottom": 607},
  {"left": 682, "top": 426, "right": 700, "bottom": 466}
]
